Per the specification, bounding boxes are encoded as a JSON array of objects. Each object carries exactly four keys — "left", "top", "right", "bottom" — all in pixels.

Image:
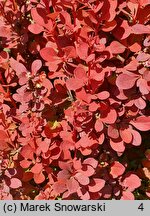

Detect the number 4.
[{"left": 138, "top": 203, "right": 144, "bottom": 211}]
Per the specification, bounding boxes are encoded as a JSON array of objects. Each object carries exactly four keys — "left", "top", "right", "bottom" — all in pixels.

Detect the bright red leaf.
[
  {"left": 116, "top": 74, "right": 138, "bottom": 89},
  {"left": 130, "top": 116, "right": 150, "bottom": 131},
  {"left": 110, "top": 161, "right": 125, "bottom": 178},
  {"left": 122, "top": 174, "right": 141, "bottom": 191},
  {"left": 9, "top": 178, "right": 22, "bottom": 189}
]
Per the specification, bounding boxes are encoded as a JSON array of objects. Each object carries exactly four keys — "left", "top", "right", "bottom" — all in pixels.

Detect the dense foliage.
[{"left": 0, "top": 0, "right": 150, "bottom": 200}]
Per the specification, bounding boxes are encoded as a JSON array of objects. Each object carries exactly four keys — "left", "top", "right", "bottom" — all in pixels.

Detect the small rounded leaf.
[
  {"left": 9, "top": 178, "right": 22, "bottom": 189},
  {"left": 110, "top": 161, "right": 125, "bottom": 178},
  {"left": 130, "top": 116, "right": 150, "bottom": 131},
  {"left": 116, "top": 74, "right": 138, "bottom": 89},
  {"left": 122, "top": 174, "right": 141, "bottom": 191}
]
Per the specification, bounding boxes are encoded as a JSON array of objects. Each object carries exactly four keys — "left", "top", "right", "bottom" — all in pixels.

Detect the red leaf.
[
  {"left": 52, "top": 180, "right": 67, "bottom": 194},
  {"left": 31, "top": 59, "right": 42, "bottom": 75},
  {"left": 95, "top": 119, "right": 104, "bottom": 132},
  {"left": 31, "top": 163, "right": 43, "bottom": 174},
  {"left": 76, "top": 135, "right": 95, "bottom": 148},
  {"left": 31, "top": 8, "right": 48, "bottom": 26},
  {"left": 122, "top": 174, "right": 141, "bottom": 191},
  {"left": 121, "top": 191, "right": 134, "bottom": 200},
  {"left": 143, "top": 35, "right": 150, "bottom": 47},
  {"left": 83, "top": 158, "right": 98, "bottom": 168},
  {"left": 28, "top": 23, "right": 44, "bottom": 34},
  {"left": 18, "top": 72, "right": 28, "bottom": 86},
  {"left": 38, "top": 140, "right": 50, "bottom": 153},
  {"left": 88, "top": 178, "right": 105, "bottom": 192},
  {"left": 74, "top": 67, "right": 87, "bottom": 80},
  {"left": 131, "top": 24, "right": 150, "bottom": 34},
  {"left": 66, "top": 178, "right": 80, "bottom": 194},
  {"left": 0, "top": 140, "right": 9, "bottom": 151},
  {"left": 97, "top": 91, "right": 110, "bottom": 100},
  {"left": 57, "top": 170, "right": 70, "bottom": 180},
  {"left": 77, "top": 188, "right": 90, "bottom": 200},
  {"left": 137, "top": 78, "right": 149, "bottom": 95},
  {"left": 0, "top": 130, "right": 8, "bottom": 140},
  {"left": 134, "top": 97, "right": 146, "bottom": 110},
  {"left": 20, "top": 160, "right": 32, "bottom": 169},
  {"left": 74, "top": 173, "right": 89, "bottom": 185},
  {"left": 110, "top": 139, "right": 125, "bottom": 152},
  {"left": 20, "top": 145, "right": 34, "bottom": 160},
  {"left": 81, "top": 148, "right": 92, "bottom": 156},
  {"left": 110, "top": 161, "right": 125, "bottom": 178},
  {"left": 116, "top": 74, "right": 138, "bottom": 89},
  {"left": 40, "top": 47, "right": 58, "bottom": 62},
  {"left": 119, "top": 128, "right": 132, "bottom": 143},
  {"left": 130, "top": 116, "right": 150, "bottom": 131},
  {"left": 75, "top": 42, "right": 88, "bottom": 60},
  {"left": 89, "top": 102, "right": 99, "bottom": 112},
  {"left": 101, "top": 108, "right": 117, "bottom": 124},
  {"left": 10, "top": 58, "right": 27, "bottom": 76},
  {"left": 108, "top": 41, "right": 126, "bottom": 54},
  {"left": 60, "top": 11, "right": 72, "bottom": 27},
  {"left": 131, "top": 129, "right": 142, "bottom": 146},
  {"left": 76, "top": 88, "right": 92, "bottom": 103},
  {"left": 136, "top": 52, "right": 150, "bottom": 62},
  {"left": 63, "top": 46, "right": 77, "bottom": 59},
  {"left": 80, "top": 164, "right": 95, "bottom": 177},
  {"left": 66, "top": 78, "right": 83, "bottom": 91},
  {"left": 34, "top": 172, "right": 45, "bottom": 184},
  {"left": 108, "top": 125, "right": 119, "bottom": 139},
  {"left": 102, "top": 20, "right": 117, "bottom": 32},
  {"left": 129, "top": 42, "right": 141, "bottom": 52},
  {"left": 124, "top": 59, "right": 138, "bottom": 71},
  {"left": 42, "top": 78, "right": 53, "bottom": 95},
  {"left": 22, "top": 172, "right": 33, "bottom": 182},
  {"left": 9, "top": 178, "right": 22, "bottom": 189}
]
